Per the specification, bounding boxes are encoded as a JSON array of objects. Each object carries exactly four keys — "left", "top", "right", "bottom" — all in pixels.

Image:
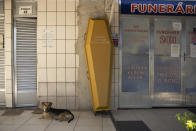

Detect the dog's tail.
[{"left": 67, "top": 110, "right": 74, "bottom": 123}]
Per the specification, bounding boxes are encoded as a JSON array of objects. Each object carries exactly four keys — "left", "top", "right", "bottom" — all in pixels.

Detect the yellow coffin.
[{"left": 85, "top": 18, "right": 113, "bottom": 111}]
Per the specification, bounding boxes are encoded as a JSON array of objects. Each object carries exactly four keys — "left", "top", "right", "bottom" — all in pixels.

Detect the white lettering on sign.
[{"left": 19, "top": 6, "right": 32, "bottom": 15}]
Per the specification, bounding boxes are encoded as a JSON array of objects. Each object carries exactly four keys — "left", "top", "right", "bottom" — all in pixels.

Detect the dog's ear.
[
  {"left": 48, "top": 102, "right": 52, "bottom": 107},
  {"left": 41, "top": 102, "right": 45, "bottom": 106}
]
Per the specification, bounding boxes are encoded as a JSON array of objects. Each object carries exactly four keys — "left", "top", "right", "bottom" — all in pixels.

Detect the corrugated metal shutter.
[
  {"left": 0, "top": 15, "right": 5, "bottom": 106},
  {"left": 15, "top": 18, "right": 37, "bottom": 106},
  {"left": 0, "top": 0, "right": 4, "bottom": 14}
]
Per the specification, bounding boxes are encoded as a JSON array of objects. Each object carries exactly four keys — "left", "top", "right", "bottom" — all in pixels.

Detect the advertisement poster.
[
  {"left": 171, "top": 44, "right": 180, "bottom": 57},
  {"left": 190, "top": 43, "right": 196, "bottom": 58}
]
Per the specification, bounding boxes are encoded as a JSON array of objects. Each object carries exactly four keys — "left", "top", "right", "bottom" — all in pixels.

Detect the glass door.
[
  {"left": 153, "top": 18, "right": 183, "bottom": 106},
  {"left": 119, "top": 16, "right": 151, "bottom": 108}
]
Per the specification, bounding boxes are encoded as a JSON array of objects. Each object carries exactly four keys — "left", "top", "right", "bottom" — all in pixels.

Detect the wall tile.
[
  {"left": 5, "top": 38, "right": 11, "bottom": 52},
  {"left": 38, "top": 0, "right": 46, "bottom": 11},
  {"left": 38, "top": 12, "right": 46, "bottom": 26},
  {"left": 47, "top": 0, "right": 57, "bottom": 11},
  {"left": 57, "top": 12, "right": 65, "bottom": 26},
  {"left": 38, "top": 68, "right": 47, "bottom": 82},
  {"left": 37, "top": 26, "right": 47, "bottom": 39},
  {"left": 115, "top": 69, "right": 119, "bottom": 82},
  {"left": 57, "top": 26, "right": 66, "bottom": 39},
  {"left": 115, "top": 97, "right": 118, "bottom": 109},
  {"left": 111, "top": 83, "right": 115, "bottom": 97},
  {"left": 66, "top": 54, "right": 75, "bottom": 67},
  {"left": 76, "top": 26, "right": 78, "bottom": 38},
  {"left": 47, "top": 40, "right": 56, "bottom": 53},
  {"left": 5, "top": 93, "right": 12, "bottom": 107},
  {"left": 115, "top": 13, "right": 119, "bottom": 26},
  {"left": 67, "top": 97, "right": 75, "bottom": 110},
  {"left": 47, "top": 68, "right": 56, "bottom": 82},
  {"left": 66, "top": 0, "right": 76, "bottom": 11},
  {"left": 115, "top": 27, "right": 119, "bottom": 34},
  {"left": 5, "top": 10, "right": 11, "bottom": 24},
  {"left": 48, "top": 97, "right": 57, "bottom": 108},
  {"left": 5, "top": 0, "right": 11, "bottom": 10},
  {"left": 112, "top": 69, "right": 115, "bottom": 83},
  {"left": 57, "top": 97, "right": 66, "bottom": 109},
  {"left": 38, "top": 54, "right": 46, "bottom": 68},
  {"left": 5, "top": 51, "right": 11, "bottom": 66},
  {"left": 76, "top": 55, "right": 79, "bottom": 68},
  {"left": 37, "top": 40, "right": 47, "bottom": 53},
  {"left": 57, "top": 68, "right": 65, "bottom": 82},
  {"left": 48, "top": 82, "right": 56, "bottom": 96},
  {"left": 47, "top": 26, "right": 56, "bottom": 40},
  {"left": 57, "top": 83, "right": 66, "bottom": 96},
  {"left": 57, "top": 40, "right": 66, "bottom": 53},
  {"left": 57, "top": 54, "right": 65, "bottom": 67},
  {"left": 115, "top": 84, "right": 119, "bottom": 96},
  {"left": 47, "top": 12, "right": 56, "bottom": 26},
  {"left": 66, "top": 40, "right": 75, "bottom": 53},
  {"left": 66, "top": 12, "right": 75, "bottom": 25},
  {"left": 66, "top": 68, "right": 75, "bottom": 82},
  {"left": 5, "top": 66, "right": 11, "bottom": 80},
  {"left": 57, "top": 0, "right": 65, "bottom": 11},
  {"left": 66, "top": 83, "right": 75, "bottom": 97},
  {"left": 5, "top": 24, "right": 11, "bottom": 38},
  {"left": 38, "top": 83, "right": 47, "bottom": 96},
  {"left": 47, "top": 54, "right": 56, "bottom": 68},
  {"left": 38, "top": 97, "right": 47, "bottom": 107},
  {"left": 115, "top": 55, "right": 119, "bottom": 68},
  {"left": 5, "top": 80, "right": 12, "bottom": 94},
  {"left": 66, "top": 26, "right": 75, "bottom": 39}
]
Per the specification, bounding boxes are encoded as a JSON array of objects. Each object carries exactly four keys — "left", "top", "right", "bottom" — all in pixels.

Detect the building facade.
[{"left": 0, "top": 0, "right": 196, "bottom": 110}]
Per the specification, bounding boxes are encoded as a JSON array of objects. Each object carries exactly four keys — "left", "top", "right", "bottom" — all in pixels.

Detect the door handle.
[{"left": 184, "top": 53, "right": 186, "bottom": 61}]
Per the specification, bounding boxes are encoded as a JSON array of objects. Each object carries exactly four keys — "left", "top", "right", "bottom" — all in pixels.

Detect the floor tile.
[
  {"left": 25, "top": 116, "right": 52, "bottom": 125},
  {"left": 45, "top": 124, "right": 74, "bottom": 131},
  {"left": 15, "top": 125, "right": 47, "bottom": 131},
  {"left": 79, "top": 111, "right": 101, "bottom": 119},
  {"left": 0, "top": 115, "right": 31, "bottom": 125},
  {"left": 103, "top": 125, "right": 117, "bottom": 131},
  {"left": 49, "top": 118, "right": 77, "bottom": 128},
  {"left": 0, "top": 125, "right": 20, "bottom": 131},
  {"left": 103, "top": 118, "right": 114, "bottom": 126},
  {"left": 74, "top": 126, "right": 102, "bottom": 131},
  {"left": 77, "top": 117, "right": 102, "bottom": 126}
]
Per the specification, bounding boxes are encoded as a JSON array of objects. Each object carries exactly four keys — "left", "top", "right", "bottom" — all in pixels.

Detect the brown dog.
[{"left": 39, "top": 102, "right": 74, "bottom": 123}]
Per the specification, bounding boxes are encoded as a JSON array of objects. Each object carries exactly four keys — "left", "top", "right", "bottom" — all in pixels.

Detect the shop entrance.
[
  {"left": 120, "top": 16, "right": 196, "bottom": 108},
  {"left": 14, "top": 17, "right": 37, "bottom": 107}
]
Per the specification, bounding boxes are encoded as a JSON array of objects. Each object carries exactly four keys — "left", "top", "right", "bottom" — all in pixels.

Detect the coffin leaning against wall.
[{"left": 85, "top": 18, "right": 114, "bottom": 112}]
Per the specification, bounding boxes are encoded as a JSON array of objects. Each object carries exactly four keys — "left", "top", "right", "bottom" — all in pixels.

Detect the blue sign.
[{"left": 121, "top": 0, "right": 196, "bottom": 16}]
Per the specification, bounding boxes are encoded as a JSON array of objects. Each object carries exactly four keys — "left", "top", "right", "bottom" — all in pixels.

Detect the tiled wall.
[
  {"left": 4, "top": 0, "right": 13, "bottom": 107},
  {"left": 105, "top": 0, "right": 120, "bottom": 109},
  {"left": 37, "top": 0, "right": 79, "bottom": 109}
]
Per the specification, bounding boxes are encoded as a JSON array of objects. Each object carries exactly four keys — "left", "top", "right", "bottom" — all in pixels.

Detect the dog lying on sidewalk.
[{"left": 39, "top": 102, "right": 74, "bottom": 123}]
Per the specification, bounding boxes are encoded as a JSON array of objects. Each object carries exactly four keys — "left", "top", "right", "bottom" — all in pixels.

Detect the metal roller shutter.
[
  {"left": 0, "top": 15, "right": 5, "bottom": 106},
  {"left": 15, "top": 18, "right": 37, "bottom": 107}
]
